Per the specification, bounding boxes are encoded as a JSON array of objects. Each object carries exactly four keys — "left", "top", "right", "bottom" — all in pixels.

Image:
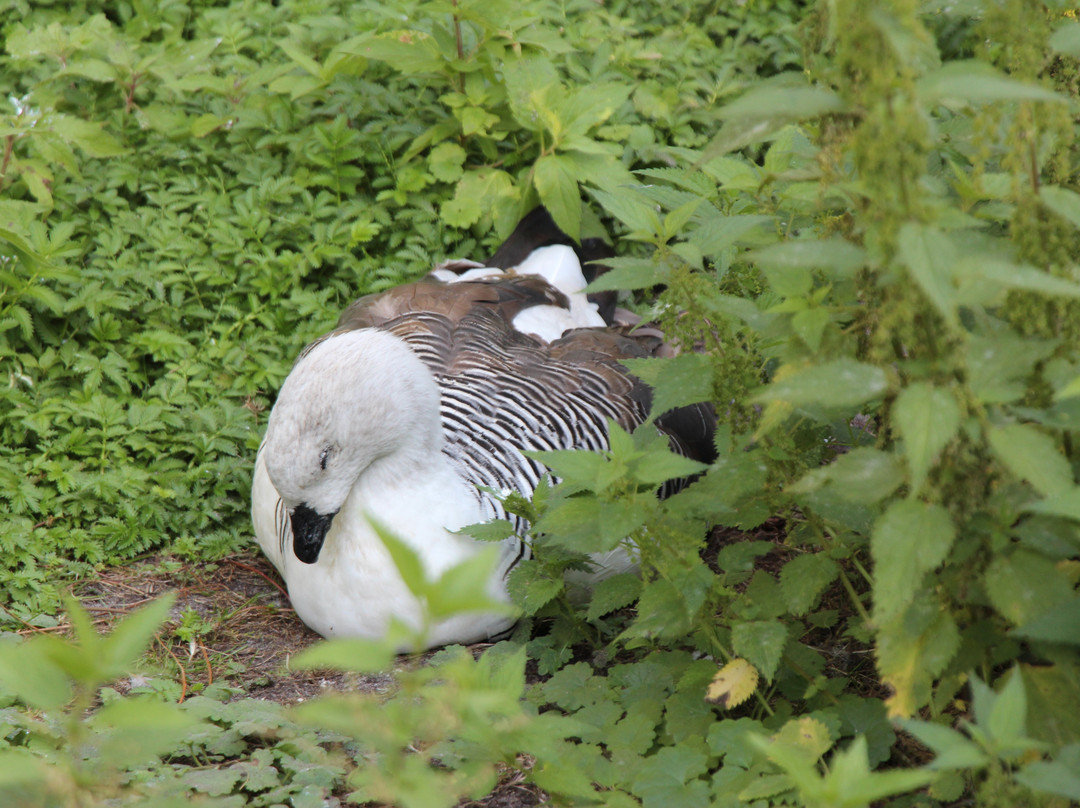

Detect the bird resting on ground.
[{"left": 251, "top": 207, "right": 714, "bottom": 648}]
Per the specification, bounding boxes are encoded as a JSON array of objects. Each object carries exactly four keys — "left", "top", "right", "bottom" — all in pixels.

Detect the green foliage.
[{"left": 2, "top": 0, "right": 1080, "bottom": 806}]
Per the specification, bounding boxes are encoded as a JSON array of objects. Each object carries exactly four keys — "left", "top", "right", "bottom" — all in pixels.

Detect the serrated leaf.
[
  {"left": 621, "top": 353, "right": 714, "bottom": 422},
  {"left": 789, "top": 447, "right": 904, "bottom": 504},
  {"left": 351, "top": 31, "right": 444, "bottom": 73},
  {"left": 877, "top": 598, "right": 961, "bottom": 718},
  {"left": 917, "top": 60, "right": 1066, "bottom": 106},
  {"left": 871, "top": 500, "right": 955, "bottom": 624},
  {"left": 731, "top": 619, "right": 788, "bottom": 682},
  {"left": 457, "top": 519, "right": 515, "bottom": 542},
  {"left": 534, "top": 495, "right": 651, "bottom": 553},
  {"left": 1012, "top": 595, "right": 1080, "bottom": 644},
  {"left": 534, "top": 154, "right": 581, "bottom": 242},
  {"left": 893, "top": 383, "right": 961, "bottom": 495},
  {"left": 988, "top": 423, "right": 1073, "bottom": 498},
  {"left": 586, "top": 572, "right": 641, "bottom": 620},
  {"left": 780, "top": 554, "right": 840, "bottom": 616},
  {"left": 753, "top": 359, "right": 889, "bottom": 410},
  {"left": 705, "top": 658, "right": 759, "bottom": 709},
  {"left": 506, "top": 559, "right": 564, "bottom": 615}
]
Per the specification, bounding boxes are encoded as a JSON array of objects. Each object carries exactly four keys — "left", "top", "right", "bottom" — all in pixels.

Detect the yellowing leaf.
[
  {"left": 772, "top": 716, "right": 832, "bottom": 761},
  {"left": 706, "top": 658, "right": 759, "bottom": 709}
]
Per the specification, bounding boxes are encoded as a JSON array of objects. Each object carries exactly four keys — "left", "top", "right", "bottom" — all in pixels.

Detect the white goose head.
[{"left": 262, "top": 328, "right": 442, "bottom": 564}]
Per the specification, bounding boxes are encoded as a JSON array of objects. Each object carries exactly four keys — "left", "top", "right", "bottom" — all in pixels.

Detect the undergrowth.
[{"left": 1, "top": 0, "right": 1079, "bottom": 806}]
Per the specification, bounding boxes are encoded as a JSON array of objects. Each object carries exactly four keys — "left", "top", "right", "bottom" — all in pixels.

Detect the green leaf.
[
  {"left": 893, "top": 383, "right": 961, "bottom": 496},
  {"left": 753, "top": 359, "right": 889, "bottom": 410},
  {"left": 898, "top": 718, "right": 989, "bottom": 769},
  {"left": 101, "top": 592, "right": 176, "bottom": 678},
  {"left": 370, "top": 518, "right": 428, "bottom": 599},
  {"left": 1016, "top": 756, "right": 1080, "bottom": 801},
  {"left": 690, "top": 212, "right": 774, "bottom": 256},
  {"left": 987, "top": 423, "right": 1073, "bottom": 498},
  {"left": 350, "top": 31, "right": 444, "bottom": 73},
  {"left": 984, "top": 550, "right": 1073, "bottom": 626},
  {"left": 621, "top": 354, "right": 715, "bottom": 421},
  {"left": 507, "top": 560, "right": 564, "bottom": 615},
  {"left": 425, "top": 547, "right": 515, "bottom": 620},
  {"left": 533, "top": 154, "right": 581, "bottom": 242},
  {"left": 871, "top": 500, "right": 956, "bottom": 624},
  {"left": 92, "top": 698, "right": 203, "bottom": 763},
  {"left": 788, "top": 447, "right": 904, "bottom": 504},
  {"left": 0, "top": 637, "right": 73, "bottom": 711},
  {"left": 1049, "top": 20, "right": 1080, "bottom": 57},
  {"left": 457, "top": 519, "right": 515, "bottom": 542},
  {"left": 703, "top": 83, "right": 845, "bottom": 155},
  {"left": 585, "top": 257, "right": 665, "bottom": 292},
  {"left": 987, "top": 668, "right": 1028, "bottom": 748},
  {"left": 780, "top": 554, "right": 840, "bottom": 616},
  {"left": 526, "top": 447, "right": 610, "bottom": 487},
  {"left": 534, "top": 495, "right": 651, "bottom": 553},
  {"left": 917, "top": 60, "right": 1065, "bottom": 106},
  {"left": 731, "top": 619, "right": 788, "bottom": 682},
  {"left": 746, "top": 237, "right": 867, "bottom": 280},
  {"left": 290, "top": 638, "right": 395, "bottom": 672},
  {"left": 896, "top": 224, "right": 958, "bottom": 328},
  {"left": 586, "top": 573, "right": 642, "bottom": 620}
]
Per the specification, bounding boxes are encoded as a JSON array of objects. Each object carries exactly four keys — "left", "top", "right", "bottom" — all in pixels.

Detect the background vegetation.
[{"left": 1, "top": 0, "right": 1079, "bottom": 805}]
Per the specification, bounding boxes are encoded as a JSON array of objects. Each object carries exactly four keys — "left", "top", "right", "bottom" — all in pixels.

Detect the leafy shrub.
[{"left": 1, "top": 0, "right": 1079, "bottom": 806}]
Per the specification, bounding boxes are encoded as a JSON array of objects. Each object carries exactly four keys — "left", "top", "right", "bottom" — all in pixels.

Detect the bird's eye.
[{"left": 319, "top": 446, "right": 331, "bottom": 470}]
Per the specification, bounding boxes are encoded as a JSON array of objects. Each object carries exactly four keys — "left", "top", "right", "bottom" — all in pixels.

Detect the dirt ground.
[{"left": 65, "top": 549, "right": 547, "bottom": 807}]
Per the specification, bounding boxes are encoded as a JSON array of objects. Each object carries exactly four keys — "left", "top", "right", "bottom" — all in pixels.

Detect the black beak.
[{"left": 290, "top": 503, "right": 337, "bottom": 564}]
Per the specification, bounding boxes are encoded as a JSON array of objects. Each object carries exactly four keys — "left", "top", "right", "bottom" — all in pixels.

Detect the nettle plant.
[{"left": 1, "top": 0, "right": 1079, "bottom": 806}]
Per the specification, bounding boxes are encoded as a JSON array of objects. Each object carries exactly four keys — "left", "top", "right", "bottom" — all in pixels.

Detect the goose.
[{"left": 251, "top": 208, "right": 714, "bottom": 648}]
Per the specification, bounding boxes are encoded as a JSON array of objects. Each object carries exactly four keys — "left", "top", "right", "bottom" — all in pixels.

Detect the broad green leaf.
[
  {"left": 753, "top": 359, "right": 889, "bottom": 410},
  {"left": 703, "top": 83, "right": 844, "bottom": 155},
  {"left": 621, "top": 353, "right": 714, "bottom": 422},
  {"left": 526, "top": 447, "right": 610, "bottom": 487},
  {"left": 788, "top": 447, "right": 904, "bottom": 504},
  {"left": 1024, "top": 487, "right": 1080, "bottom": 521},
  {"left": 966, "top": 333, "right": 1058, "bottom": 404},
  {"left": 988, "top": 423, "right": 1073, "bottom": 498},
  {"left": 586, "top": 572, "right": 642, "bottom": 620},
  {"left": 896, "top": 224, "right": 958, "bottom": 328},
  {"left": 589, "top": 188, "right": 661, "bottom": 236},
  {"left": 92, "top": 698, "right": 203, "bottom": 762},
  {"left": 290, "top": 638, "right": 395, "bottom": 672},
  {"left": 0, "top": 637, "right": 73, "bottom": 711},
  {"left": 534, "top": 495, "right": 651, "bottom": 553},
  {"left": 585, "top": 257, "right": 665, "bottom": 292},
  {"left": 792, "top": 308, "right": 829, "bottom": 352},
  {"left": 1016, "top": 758, "right": 1080, "bottom": 801},
  {"left": 457, "top": 519, "right": 515, "bottom": 542},
  {"left": 101, "top": 592, "right": 176, "bottom": 677},
  {"left": 370, "top": 518, "right": 428, "bottom": 598},
  {"left": 562, "top": 83, "right": 632, "bottom": 136},
  {"left": 1049, "top": 20, "right": 1080, "bottom": 57},
  {"left": 690, "top": 212, "right": 773, "bottom": 256},
  {"left": 871, "top": 500, "right": 955, "bottom": 623},
  {"left": 987, "top": 669, "right": 1029, "bottom": 749},
  {"left": 917, "top": 60, "right": 1065, "bottom": 106},
  {"left": 893, "top": 383, "right": 961, "bottom": 496},
  {"left": 1022, "top": 663, "right": 1080, "bottom": 747},
  {"left": 822, "top": 735, "right": 936, "bottom": 806},
  {"left": 731, "top": 619, "right": 788, "bottom": 682},
  {"left": 779, "top": 554, "right": 839, "bottom": 616},
  {"left": 876, "top": 596, "right": 961, "bottom": 717},
  {"left": 746, "top": 237, "right": 867, "bottom": 279},
  {"left": 1040, "top": 185, "right": 1080, "bottom": 229},
  {"left": 350, "top": 31, "right": 444, "bottom": 73},
  {"left": 534, "top": 154, "right": 581, "bottom": 242},
  {"left": 897, "top": 719, "right": 989, "bottom": 770},
  {"left": 984, "top": 551, "right": 1073, "bottom": 626},
  {"left": 425, "top": 548, "right": 514, "bottom": 619}
]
